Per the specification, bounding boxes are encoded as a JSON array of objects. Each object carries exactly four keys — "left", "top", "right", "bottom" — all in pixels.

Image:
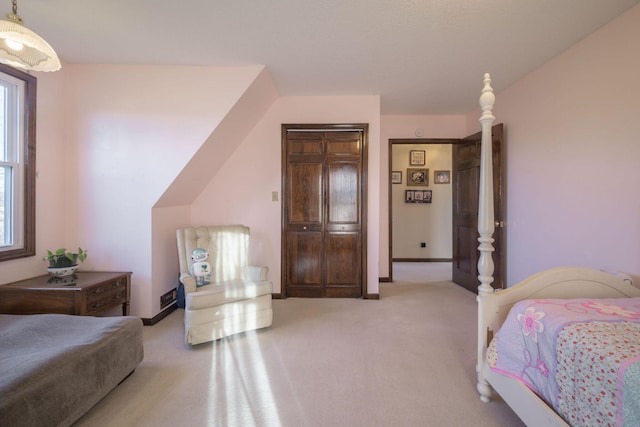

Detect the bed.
[
  {"left": 0, "top": 313, "right": 144, "bottom": 427},
  {"left": 474, "top": 75, "right": 640, "bottom": 426}
]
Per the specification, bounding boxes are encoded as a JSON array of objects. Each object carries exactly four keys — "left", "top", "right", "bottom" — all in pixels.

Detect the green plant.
[{"left": 43, "top": 247, "right": 87, "bottom": 267}]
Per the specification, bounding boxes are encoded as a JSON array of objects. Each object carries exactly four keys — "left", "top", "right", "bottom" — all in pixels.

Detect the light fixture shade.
[{"left": 0, "top": 17, "right": 61, "bottom": 72}]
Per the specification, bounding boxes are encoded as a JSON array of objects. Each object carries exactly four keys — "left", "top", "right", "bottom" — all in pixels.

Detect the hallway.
[{"left": 392, "top": 261, "right": 452, "bottom": 283}]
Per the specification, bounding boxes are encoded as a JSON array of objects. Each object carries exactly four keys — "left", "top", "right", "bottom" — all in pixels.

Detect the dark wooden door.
[
  {"left": 452, "top": 124, "right": 504, "bottom": 292},
  {"left": 283, "top": 125, "right": 366, "bottom": 298}
]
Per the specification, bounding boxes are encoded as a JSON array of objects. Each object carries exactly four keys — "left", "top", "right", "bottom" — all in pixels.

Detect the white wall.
[
  {"left": 466, "top": 4, "right": 640, "bottom": 286},
  {"left": 35, "top": 64, "right": 266, "bottom": 318},
  {"left": 66, "top": 65, "right": 271, "bottom": 318},
  {"left": 392, "top": 144, "right": 452, "bottom": 259},
  {"left": 152, "top": 67, "right": 279, "bottom": 314},
  {"left": 192, "top": 95, "right": 381, "bottom": 296},
  {"left": 1, "top": 68, "right": 382, "bottom": 316}
]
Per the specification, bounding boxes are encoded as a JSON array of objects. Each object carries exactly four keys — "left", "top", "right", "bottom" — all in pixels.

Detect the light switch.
[{"left": 272, "top": 191, "right": 278, "bottom": 201}]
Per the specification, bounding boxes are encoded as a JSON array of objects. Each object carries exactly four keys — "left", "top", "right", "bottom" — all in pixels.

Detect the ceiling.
[{"left": 14, "top": 0, "right": 640, "bottom": 114}]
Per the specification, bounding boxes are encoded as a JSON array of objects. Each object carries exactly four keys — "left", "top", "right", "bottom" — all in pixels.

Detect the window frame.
[{"left": 0, "top": 63, "right": 36, "bottom": 262}]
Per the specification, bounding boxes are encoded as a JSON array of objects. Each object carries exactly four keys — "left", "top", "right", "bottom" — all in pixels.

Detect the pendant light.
[{"left": 0, "top": 0, "right": 60, "bottom": 72}]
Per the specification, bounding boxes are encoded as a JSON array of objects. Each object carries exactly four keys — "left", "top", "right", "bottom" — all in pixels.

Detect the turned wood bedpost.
[
  {"left": 477, "top": 73, "right": 496, "bottom": 295},
  {"left": 477, "top": 73, "right": 496, "bottom": 402}
]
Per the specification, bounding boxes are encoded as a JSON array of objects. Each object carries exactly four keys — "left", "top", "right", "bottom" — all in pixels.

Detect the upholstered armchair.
[{"left": 176, "top": 225, "right": 273, "bottom": 345}]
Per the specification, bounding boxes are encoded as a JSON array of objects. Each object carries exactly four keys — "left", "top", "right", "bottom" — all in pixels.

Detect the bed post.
[{"left": 476, "top": 73, "right": 496, "bottom": 402}]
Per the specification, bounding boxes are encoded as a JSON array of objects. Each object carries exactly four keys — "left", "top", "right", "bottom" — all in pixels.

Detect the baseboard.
[
  {"left": 271, "top": 292, "right": 377, "bottom": 299},
  {"left": 142, "top": 304, "right": 177, "bottom": 326},
  {"left": 392, "top": 258, "right": 452, "bottom": 262},
  {"left": 379, "top": 277, "right": 391, "bottom": 282}
]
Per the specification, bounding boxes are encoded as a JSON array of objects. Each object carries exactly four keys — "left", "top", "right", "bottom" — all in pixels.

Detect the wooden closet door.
[
  {"left": 324, "top": 132, "right": 362, "bottom": 297},
  {"left": 284, "top": 131, "right": 324, "bottom": 296},
  {"left": 283, "top": 126, "right": 366, "bottom": 298}
]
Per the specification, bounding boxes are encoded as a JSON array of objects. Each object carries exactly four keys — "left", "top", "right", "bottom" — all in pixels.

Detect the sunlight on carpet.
[
  {"left": 72, "top": 261, "right": 524, "bottom": 427},
  {"left": 207, "top": 329, "right": 281, "bottom": 426}
]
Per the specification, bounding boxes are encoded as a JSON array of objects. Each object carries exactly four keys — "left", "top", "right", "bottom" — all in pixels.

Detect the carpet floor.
[{"left": 74, "top": 263, "right": 524, "bottom": 427}]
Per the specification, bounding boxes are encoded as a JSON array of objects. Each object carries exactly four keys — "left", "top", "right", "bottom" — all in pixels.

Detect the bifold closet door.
[{"left": 283, "top": 127, "right": 365, "bottom": 298}]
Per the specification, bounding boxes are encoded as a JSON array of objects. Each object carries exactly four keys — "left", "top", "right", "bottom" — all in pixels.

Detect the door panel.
[
  {"left": 288, "top": 163, "right": 323, "bottom": 224},
  {"left": 327, "top": 163, "right": 360, "bottom": 224},
  {"left": 454, "top": 225, "right": 477, "bottom": 282},
  {"left": 456, "top": 166, "right": 479, "bottom": 215},
  {"left": 286, "top": 131, "right": 324, "bottom": 154},
  {"left": 452, "top": 147, "right": 480, "bottom": 289},
  {"left": 325, "top": 232, "right": 361, "bottom": 297},
  {"left": 286, "top": 231, "right": 323, "bottom": 297},
  {"left": 326, "top": 133, "right": 361, "bottom": 156}
]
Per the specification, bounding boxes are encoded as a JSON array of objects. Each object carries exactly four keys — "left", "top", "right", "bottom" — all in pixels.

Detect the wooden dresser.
[{"left": 0, "top": 271, "right": 131, "bottom": 316}]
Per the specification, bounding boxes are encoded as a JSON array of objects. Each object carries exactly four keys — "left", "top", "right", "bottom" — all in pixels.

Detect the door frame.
[
  {"left": 281, "top": 123, "right": 369, "bottom": 298},
  {"left": 387, "top": 138, "right": 459, "bottom": 282}
]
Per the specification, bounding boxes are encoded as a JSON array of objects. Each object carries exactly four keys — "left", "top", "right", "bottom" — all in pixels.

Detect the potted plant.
[{"left": 43, "top": 248, "right": 87, "bottom": 276}]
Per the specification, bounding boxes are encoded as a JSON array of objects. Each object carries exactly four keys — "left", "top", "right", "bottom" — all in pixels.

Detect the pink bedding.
[{"left": 489, "top": 297, "right": 640, "bottom": 427}]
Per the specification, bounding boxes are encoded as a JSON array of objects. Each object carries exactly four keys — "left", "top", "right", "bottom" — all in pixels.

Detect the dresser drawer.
[{"left": 85, "top": 277, "right": 128, "bottom": 314}]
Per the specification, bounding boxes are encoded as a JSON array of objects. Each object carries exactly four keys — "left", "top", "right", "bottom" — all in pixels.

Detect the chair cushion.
[
  {"left": 185, "top": 280, "right": 272, "bottom": 310},
  {"left": 184, "top": 294, "right": 273, "bottom": 326},
  {"left": 185, "top": 300, "right": 273, "bottom": 344}
]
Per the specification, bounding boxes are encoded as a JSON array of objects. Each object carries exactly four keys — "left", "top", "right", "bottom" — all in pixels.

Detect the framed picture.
[
  {"left": 434, "top": 170, "right": 450, "bottom": 184},
  {"left": 409, "top": 150, "right": 425, "bottom": 166},
  {"left": 391, "top": 171, "right": 402, "bottom": 184},
  {"left": 405, "top": 189, "right": 432, "bottom": 204},
  {"left": 407, "top": 168, "right": 429, "bottom": 186}
]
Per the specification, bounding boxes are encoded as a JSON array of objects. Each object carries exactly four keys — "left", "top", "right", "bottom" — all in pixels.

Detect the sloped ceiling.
[{"left": 16, "top": 0, "right": 640, "bottom": 114}]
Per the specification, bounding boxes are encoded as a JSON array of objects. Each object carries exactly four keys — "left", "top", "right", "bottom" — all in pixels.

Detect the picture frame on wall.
[
  {"left": 409, "top": 150, "right": 425, "bottom": 166},
  {"left": 407, "top": 168, "right": 429, "bottom": 186},
  {"left": 405, "top": 189, "right": 432, "bottom": 204},
  {"left": 391, "top": 171, "right": 402, "bottom": 184},
  {"left": 434, "top": 170, "right": 450, "bottom": 184}
]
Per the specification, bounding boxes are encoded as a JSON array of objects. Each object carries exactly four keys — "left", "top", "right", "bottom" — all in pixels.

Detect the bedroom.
[
  {"left": 0, "top": 1, "right": 637, "bottom": 322},
  {"left": 0, "top": 1, "right": 638, "bottom": 424}
]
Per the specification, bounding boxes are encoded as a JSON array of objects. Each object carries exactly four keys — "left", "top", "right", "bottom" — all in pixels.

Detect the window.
[{"left": 0, "top": 64, "right": 36, "bottom": 261}]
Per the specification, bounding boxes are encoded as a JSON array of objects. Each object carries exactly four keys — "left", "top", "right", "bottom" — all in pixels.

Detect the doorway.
[
  {"left": 388, "top": 139, "right": 458, "bottom": 283},
  {"left": 388, "top": 125, "right": 505, "bottom": 291}
]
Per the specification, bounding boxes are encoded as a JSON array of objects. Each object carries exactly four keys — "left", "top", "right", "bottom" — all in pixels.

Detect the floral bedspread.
[{"left": 490, "top": 297, "right": 640, "bottom": 427}]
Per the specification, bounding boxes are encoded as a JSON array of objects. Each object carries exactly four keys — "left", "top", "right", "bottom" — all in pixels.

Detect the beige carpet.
[{"left": 74, "top": 263, "right": 524, "bottom": 427}]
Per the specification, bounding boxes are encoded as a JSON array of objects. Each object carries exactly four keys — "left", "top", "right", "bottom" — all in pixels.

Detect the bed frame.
[{"left": 474, "top": 74, "right": 640, "bottom": 426}]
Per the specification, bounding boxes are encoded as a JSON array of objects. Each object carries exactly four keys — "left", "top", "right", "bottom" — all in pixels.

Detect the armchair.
[{"left": 176, "top": 225, "right": 273, "bottom": 345}]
